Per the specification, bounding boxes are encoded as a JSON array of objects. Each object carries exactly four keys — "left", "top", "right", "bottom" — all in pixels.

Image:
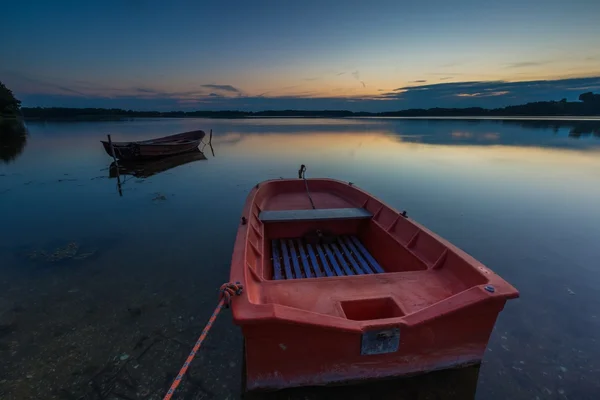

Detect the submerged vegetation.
[
  {"left": 20, "top": 92, "right": 600, "bottom": 120},
  {"left": 26, "top": 242, "right": 97, "bottom": 263}
]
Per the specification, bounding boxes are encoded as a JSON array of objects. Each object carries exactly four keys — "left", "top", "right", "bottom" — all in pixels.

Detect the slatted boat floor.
[{"left": 271, "top": 235, "right": 385, "bottom": 280}]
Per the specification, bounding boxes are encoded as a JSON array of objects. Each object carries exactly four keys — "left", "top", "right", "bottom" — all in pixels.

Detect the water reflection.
[
  {"left": 366, "top": 118, "right": 600, "bottom": 149},
  {"left": 198, "top": 117, "right": 600, "bottom": 150},
  {"left": 253, "top": 364, "right": 480, "bottom": 399},
  {"left": 0, "top": 118, "right": 27, "bottom": 163},
  {"left": 108, "top": 146, "right": 212, "bottom": 196},
  {"left": 108, "top": 149, "right": 208, "bottom": 179},
  {"left": 499, "top": 119, "right": 600, "bottom": 137},
  {"left": 568, "top": 124, "right": 600, "bottom": 138}
]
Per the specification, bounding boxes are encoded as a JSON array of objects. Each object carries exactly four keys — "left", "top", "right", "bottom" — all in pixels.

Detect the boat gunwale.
[
  {"left": 105, "top": 139, "right": 203, "bottom": 147},
  {"left": 231, "top": 283, "right": 500, "bottom": 333},
  {"left": 100, "top": 129, "right": 205, "bottom": 147}
]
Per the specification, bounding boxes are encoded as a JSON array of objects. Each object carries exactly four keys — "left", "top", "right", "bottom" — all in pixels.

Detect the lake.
[{"left": 1, "top": 117, "right": 599, "bottom": 399}]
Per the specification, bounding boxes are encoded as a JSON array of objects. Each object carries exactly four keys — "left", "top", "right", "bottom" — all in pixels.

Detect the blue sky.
[{"left": 2, "top": 0, "right": 600, "bottom": 111}]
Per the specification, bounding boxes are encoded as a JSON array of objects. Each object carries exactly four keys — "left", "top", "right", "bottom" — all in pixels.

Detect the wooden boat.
[
  {"left": 108, "top": 149, "right": 207, "bottom": 179},
  {"left": 101, "top": 129, "right": 205, "bottom": 160},
  {"left": 230, "top": 177, "right": 519, "bottom": 392}
]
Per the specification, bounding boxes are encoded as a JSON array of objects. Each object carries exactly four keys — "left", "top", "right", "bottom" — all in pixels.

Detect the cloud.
[
  {"left": 566, "top": 85, "right": 600, "bottom": 91},
  {"left": 2, "top": 71, "right": 89, "bottom": 97},
  {"left": 3, "top": 71, "right": 212, "bottom": 100},
  {"left": 200, "top": 84, "right": 241, "bottom": 94},
  {"left": 439, "top": 62, "right": 464, "bottom": 68},
  {"left": 455, "top": 91, "right": 510, "bottom": 98},
  {"left": 17, "top": 93, "right": 399, "bottom": 112},
  {"left": 482, "top": 133, "right": 500, "bottom": 141},
  {"left": 429, "top": 72, "right": 465, "bottom": 76},
  {"left": 345, "top": 70, "right": 366, "bottom": 88},
  {"left": 3, "top": 71, "right": 250, "bottom": 102},
  {"left": 9, "top": 72, "right": 600, "bottom": 112},
  {"left": 439, "top": 77, "right": 453, "bottom": 81},
  {"left": 177, "top": 99, "right": 201, "bottom": 105},
  {"left": 378, "top": 77, "right": 600, "bottom": 109},
  {"left": 132, "top": 87, "right": 156, "bottom": 94},
  {"left": 336, "top": 72, "right": 346, "bottom": 76},
  {"left": 505, "top": 61, "right": 550, "bottom": 69},
  {"left": 278, "top": 84, "right": 302, "bottom": 91},
  {"left": 411, "top": 80, "right": 427, "bottom": 83},
  {"left": 451, "top": 132, "right": 473, "bottom": 139}
]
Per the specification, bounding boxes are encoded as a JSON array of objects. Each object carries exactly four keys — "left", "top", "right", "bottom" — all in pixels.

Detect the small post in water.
[
  {"left": 208, "top": 129, "right": 215, "bottom": 157},
  {"left": 107, "top": 134, "right": 123, "bottom": 196}
]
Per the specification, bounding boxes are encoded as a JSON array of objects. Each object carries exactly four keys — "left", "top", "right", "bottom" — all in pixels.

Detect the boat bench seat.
[
  {"left": 271, "top": 235, "right": 385, "bottom": 280},
  {"left": 259, "top": 208, "right": 372, "bottom": 222}
]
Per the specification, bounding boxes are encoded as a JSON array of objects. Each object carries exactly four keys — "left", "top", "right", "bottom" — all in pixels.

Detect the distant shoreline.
[
  {"left": 20, "top": 96, "right": 600, "bottom": 122},
  {"left": 17, "top": 110, "right": 600, "bottom": 138},
  {"left": 21, "top": 114, "right": 600, "bottom": 122}
]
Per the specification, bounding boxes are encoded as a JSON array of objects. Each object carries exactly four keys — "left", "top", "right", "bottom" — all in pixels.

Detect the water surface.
[{"left": 1, "top": 118, "right": 599, "bottom": 399}]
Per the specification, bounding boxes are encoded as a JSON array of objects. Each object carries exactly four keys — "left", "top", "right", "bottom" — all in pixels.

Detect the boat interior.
[{"left": 245, "top": 179, "right": 493, "bottom": 321}]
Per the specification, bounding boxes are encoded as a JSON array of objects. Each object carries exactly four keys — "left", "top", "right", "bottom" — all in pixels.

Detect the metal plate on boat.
[{"left": 361, "top": 328, "right": 400, "bottom": 355}]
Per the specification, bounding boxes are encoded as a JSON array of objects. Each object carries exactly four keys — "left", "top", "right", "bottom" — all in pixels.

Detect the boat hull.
[
  {"left": 230, "top": 178, "right": 518, "bottom": 392},
  {"left": 241, "top": 302, "right": 498, "bottom": 391},
  {"left": 100, "top": 129, "right": 205, "bottom": 160}
]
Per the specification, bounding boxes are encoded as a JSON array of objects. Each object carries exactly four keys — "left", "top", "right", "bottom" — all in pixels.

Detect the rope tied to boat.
[
  {"left": 219, "top": 281, "right": 243, "bottom": 308},
  {"left": 163, "top": 282, "right": 243, "bottom": 400},
  {"left": 298, "top": 164, "right": 316, "bottom": 210}
]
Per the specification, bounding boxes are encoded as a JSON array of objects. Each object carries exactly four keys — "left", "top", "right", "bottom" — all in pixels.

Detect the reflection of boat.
[
  {"left": 231, "top": 177, "right": 519, "bottom": 392},
  {"left": 242, "top": 363, "right": 481, "bottom": 399},
  {"left": 101, "top": 129, "right": 205, "bottom": 160},
  {"left": 109, "top": 149, "right": 207, "bottom": 179}
]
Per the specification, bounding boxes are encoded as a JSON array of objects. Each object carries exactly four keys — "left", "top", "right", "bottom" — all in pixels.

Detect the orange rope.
[{"left": 163, "top": 282, "right": 243, "bottom": 400}]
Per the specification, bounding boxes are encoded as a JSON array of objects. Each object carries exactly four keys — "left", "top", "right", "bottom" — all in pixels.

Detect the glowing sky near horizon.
[{"left": 2, "top": 0, "right": 600, "bottom": 110}]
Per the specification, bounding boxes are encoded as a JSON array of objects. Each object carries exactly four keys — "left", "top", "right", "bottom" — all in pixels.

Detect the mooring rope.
[
  {"left": 163, "top": 282, "right": 243, "bottom": 400},
  {"left": 298, "top": 164, "right": 316, "bottom": 209}
]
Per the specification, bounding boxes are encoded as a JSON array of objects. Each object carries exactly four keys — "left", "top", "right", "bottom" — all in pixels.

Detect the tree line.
[{"left": 21, "top": 92, "right": 600, "bottom": 120}]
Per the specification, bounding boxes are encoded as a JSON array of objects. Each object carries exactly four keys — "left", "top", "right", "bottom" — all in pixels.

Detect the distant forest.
[{"left": 21, "top": 92, "right": 600, "bottom": 120}]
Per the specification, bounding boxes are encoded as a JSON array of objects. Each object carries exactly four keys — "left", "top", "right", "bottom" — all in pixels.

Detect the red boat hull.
[
  {"left": 230, "top": 179, "right": 518, "bottom": 391},
  {"left": 241, "top": 299, "right": 501, "bottom": 391}
]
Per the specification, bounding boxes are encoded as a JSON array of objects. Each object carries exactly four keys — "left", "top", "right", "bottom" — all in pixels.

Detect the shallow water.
[{"left": 1, "top": 117, "right": 599, "bottom": 399}]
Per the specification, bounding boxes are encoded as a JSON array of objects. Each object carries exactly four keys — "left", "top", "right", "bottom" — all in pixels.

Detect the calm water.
[{"left": 1, "top": 118, "right": 600, "bottom": 399}]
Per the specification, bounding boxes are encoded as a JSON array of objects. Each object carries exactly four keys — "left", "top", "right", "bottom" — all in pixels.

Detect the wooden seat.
[{"left": 259, "top": 208, "right": 372, "bottom": 222}]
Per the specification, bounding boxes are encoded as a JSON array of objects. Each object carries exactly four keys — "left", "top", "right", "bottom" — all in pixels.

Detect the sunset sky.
[{"left": 2, "top": 0, "right": 600, "bottom": 111}]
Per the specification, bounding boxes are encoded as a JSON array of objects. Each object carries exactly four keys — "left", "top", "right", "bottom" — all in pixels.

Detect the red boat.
[
  {"left": 101, "top": 129, "right": 205, "bottom": 160},
  {"left": 230, "top": 174, "right": 519, "bottom": 392}
]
